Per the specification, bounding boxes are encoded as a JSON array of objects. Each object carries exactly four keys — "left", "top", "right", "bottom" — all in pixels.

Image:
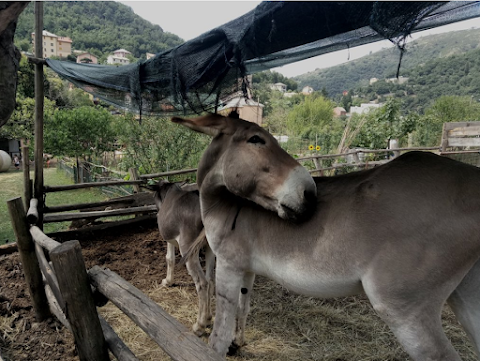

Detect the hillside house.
[
  {"left": 146, "top": 53, "right": 155, "bottom": 60},
  {"left": 31, "top": 30, "right": 72, "bottom": 58},
  {"left": 333, "top": 107, "right": 347, "bottom": 117},
  {"left": 350, "top": 103, "right": 383, "bottom": 115},
  {"left": 302, "top": 86, "right": 314, "bottom": 95},
  {"left": 271, "top": 82, "right": 287, "bottom": 92},
  {"left": 107, "top": 49, "right": 131, "bottom": 65},
  {"left": 219, "top": 96, "right": 264, "bottom": 125},
  {"left": 386, "top": 76, "right": 409, "bottom": 85},
  {"left": 76, "top": 52, "right": 98, "bottom": 64}
]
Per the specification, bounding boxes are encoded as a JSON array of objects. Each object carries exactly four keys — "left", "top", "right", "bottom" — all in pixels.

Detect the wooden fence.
[{"left": 7, "top": 196, "right": 224, "bottom": 361}]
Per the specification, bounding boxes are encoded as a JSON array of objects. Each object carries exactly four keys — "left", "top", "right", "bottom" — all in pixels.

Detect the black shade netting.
[{"left": 45, "top": 1, "right": 480, "bottom": 116}]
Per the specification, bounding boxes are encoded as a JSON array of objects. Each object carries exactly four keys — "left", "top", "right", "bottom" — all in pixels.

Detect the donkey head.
[
  {"left": 172, "top": 113, "right": 317, "bottom": 221},
  {"left": 152, "top": 180, "right": 180, "bottom": 210}
]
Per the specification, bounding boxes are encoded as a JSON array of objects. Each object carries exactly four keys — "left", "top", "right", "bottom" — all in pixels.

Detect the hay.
[{"left": 98, "top": 274, "right": 477, "bottom": 361}]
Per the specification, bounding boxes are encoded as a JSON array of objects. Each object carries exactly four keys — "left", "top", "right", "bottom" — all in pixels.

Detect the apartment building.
[
  {"left": 107, "top": 49, "right": 131, "bottom": 65},
  {"left": 31, "top": 30, "right": 72, "bottom": 58}
]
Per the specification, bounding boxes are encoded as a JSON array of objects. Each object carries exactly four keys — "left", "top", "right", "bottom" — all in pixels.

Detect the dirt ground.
[
  {"left": 0, "top": 219, "right": 477, "bottom": 361},
  {"left": 0, "top": 219, "right": 184, "bottom": 361}
]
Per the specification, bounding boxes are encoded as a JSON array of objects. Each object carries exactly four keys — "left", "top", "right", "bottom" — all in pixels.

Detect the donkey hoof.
[
  {"left": 192, "top": 323, "right": 206, "bottom": 337},
  {"left": 161, "top": 278, "right": 173, "bottom": 287},
  {"left": 227, "top": 341, "right": 242, "bottom": 356}
]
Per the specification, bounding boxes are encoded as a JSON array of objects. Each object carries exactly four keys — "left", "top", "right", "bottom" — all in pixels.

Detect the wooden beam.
[
  {"left": 0, "top": 242, "right": 17, "bottom": 255},
  {"left": 139, "top": 168, "right": 197, "bottom": 179},
  {"left": 46, "top": 214, "right": 156, "bottom": 239},
  {"left": 30, "top": 226, "right": 61, "bottom": 252},
  {"left": 88, "top": 266, "right": 224, "bottom": 361},
  {"left": 43, "top": 205, "right": 157, "bottom": 223},
  {"left": 99, "top": 316, "right": 140, "bottom": 361},
  {"left": 44, "top": 179, "right": 144, "bottom": 193},
  {"left": 33, "top": 1, "right": 44, "bottom": 229},
  {"left": 35, "top": 243, "right": 65, "bottom": 311},
  {"left": 44, "top": 197, "right": 135, "bottom": 213},
  {"left": 26, "top": 198, "right": 39, "bottom": 225},
  {"left": 50, "top": 241, "right": 109, "bottom": 361},
  {"left": 7, "top": 197, "right": 50, "bottom": 321},
  {"left": 22, "top": 145, "right": 31, "bottom": 211}
]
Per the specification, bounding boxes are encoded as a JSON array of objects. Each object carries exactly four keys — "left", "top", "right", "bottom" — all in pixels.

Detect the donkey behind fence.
[{"left": 152, "top": 180, "right": 215, "bottom": 336}]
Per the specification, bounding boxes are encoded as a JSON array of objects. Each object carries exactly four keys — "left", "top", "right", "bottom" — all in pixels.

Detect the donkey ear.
[{"left": 171, "top": 113, "right": 228, "bottom": 137}]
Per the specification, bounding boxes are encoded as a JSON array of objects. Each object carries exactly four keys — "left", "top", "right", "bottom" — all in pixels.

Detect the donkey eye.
[{"left": 247, "top": 135, "right": 265, "bottom": 144}]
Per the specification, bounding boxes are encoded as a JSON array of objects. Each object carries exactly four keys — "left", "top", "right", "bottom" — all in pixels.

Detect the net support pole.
[{"left": 34, "top": 1, "right": 44, "bottom": 229}]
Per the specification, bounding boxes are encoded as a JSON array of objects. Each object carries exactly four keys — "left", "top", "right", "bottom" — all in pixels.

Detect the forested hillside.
[
  {"left": 295, "top": 27, "right": 480, "bottom": 97},
  {"left": 353, "top": 47, "right": 480, "bottom": 114},
  {"left": 14, "top": 1, "right": 184, "bottom": 60}
]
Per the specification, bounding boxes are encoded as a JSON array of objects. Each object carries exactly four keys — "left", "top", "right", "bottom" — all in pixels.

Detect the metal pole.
[{"left": 34, "top": 2, "right": 44, "bottom": 229}]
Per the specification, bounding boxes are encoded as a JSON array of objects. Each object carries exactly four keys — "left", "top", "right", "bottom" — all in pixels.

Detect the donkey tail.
[{"left": 178, "top": 228, "right": 207, "bottom": 267}]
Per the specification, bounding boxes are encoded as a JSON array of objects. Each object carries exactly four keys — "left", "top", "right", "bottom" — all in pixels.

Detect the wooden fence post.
[
  {"left": 129, "top": 167, "right": 141, "bottom": 193},
  {"left": 34, "top": 1, "right": 44, "bottom": 230},
  {"left": 50, "top": 240, "right": 109, "bottom": 361},
  {"left": 7, "top": 197, "right": 50, "bottom": 321},
  {"left": 22, "top": 145, "right": 31, "bottom": 211}
]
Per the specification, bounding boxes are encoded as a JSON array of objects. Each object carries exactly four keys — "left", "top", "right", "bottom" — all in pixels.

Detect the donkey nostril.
[{"left": 304, "top": 189, "right": 316, "bottom": 202}]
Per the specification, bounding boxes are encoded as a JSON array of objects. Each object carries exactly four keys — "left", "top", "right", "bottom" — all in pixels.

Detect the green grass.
[{"left": 0, "top": 168, "right": 108, "bottom": 245}]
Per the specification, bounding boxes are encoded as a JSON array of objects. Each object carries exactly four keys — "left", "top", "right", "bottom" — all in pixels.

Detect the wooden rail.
[
  {"left": 89, "top": 266, "right": 224, "bottom": 361},
  {"left": 43, "top": 205, "right": 157, "bottom": 223},
  {"left": 44, "top": 179, "right": 145, "bottom": 193}
]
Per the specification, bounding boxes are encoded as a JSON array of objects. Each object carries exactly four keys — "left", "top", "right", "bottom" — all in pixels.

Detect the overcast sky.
[{"left": 121, "top": 1, "right": 480, "bottom": 78}]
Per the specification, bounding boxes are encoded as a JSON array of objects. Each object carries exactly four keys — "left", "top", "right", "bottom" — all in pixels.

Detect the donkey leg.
[
  {"left": 161, "top": 241, "right": 176, "bottom": 286},
  {"left": 209, "top": 260, "right": 244, "bottom": 357},
  {"left": 204, "top": 245, "right": 216, "bottom": 324},
  {"left": 231, "top": 272, "right": 256, "bottom": 352},
  {"left": 365, "top": 286, "right": 461, "bottom": 361},
  {"left": 447, "top": 258, "right": 480, "bottom": 356},
  {"left": 181, "top": 243, "right": 211, "bottom": 336}
]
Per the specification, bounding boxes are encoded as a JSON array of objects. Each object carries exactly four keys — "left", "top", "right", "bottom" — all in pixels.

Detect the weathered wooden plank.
[
  {"left": 50, "top": 241, "right": 109, "bottom": 361},
  {"left": 44, "top": 197, "right": 135, "bottom": 213},
  {"left": 22, "top": 145, "right": 31, "bottom": 211},
  {"left": 26, "top": 198, "right": 39, "bottom": 225},
  {"left": 35, "top": 243, "right": 65, "bottom": 311},
  {"left": 99, "top": 316, "right": 140, "bottom": 361},
  {"left": 140, "top": 168, "right": 197, "bottom": 179},
  {"left": 30, "top": 226, "right": 61, "bottom": 252},
  {"left": 46, "top": 214, "right": 156, "bottom": 239},
  {"left": 448, "top": 126, "right": 480, "bottom": 137},
  {"left": 447, "top": 138, "right": 480, "bottom": 147},
  {"left": 43, "top": 205, "right": 157, "bottom": 223},
  {"left": 0, "top": 242, "right": 17, "bottom": 255},
  {"left": 44, "top": 192, "right": 155, "bottom": 214},
  {"left": 7, "top": 197, "right": 50, "bottom": 321},
  {"left": 44, "top": 179, "right": 145, "bottom": 193},
  {"left": 88, "top": 266, "right": 224, "bottom": 361},
  {"left": 45, "top": 283, "right": 71, "bottom": 332},
  {"left": 443, "top": 121, "right": 480, "bottom": 131}
]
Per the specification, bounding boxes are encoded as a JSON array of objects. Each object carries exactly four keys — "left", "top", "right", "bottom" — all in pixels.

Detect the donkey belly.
[{"left": 253, "top": 260, "right": 363, "bottom": 298}]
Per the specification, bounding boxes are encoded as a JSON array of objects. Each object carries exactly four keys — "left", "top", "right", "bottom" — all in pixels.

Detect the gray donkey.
[{"left": 153, "top": 180, "right": 214, "bottom": 336}]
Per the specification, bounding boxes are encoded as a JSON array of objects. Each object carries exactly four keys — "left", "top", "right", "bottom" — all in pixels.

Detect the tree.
[
  {"left": 286, "top": 95, "right": 343, "bottom": 154},
  {"left": 113, "top": 115, "right": 209, "bottom": 177},
  {"left": 352, "top": 98, "right": 413, "bottom": 149},
  {"left": 44, "top": 106, "right": 116, "bottom": 169},
  {"left": 413, "top": 95, "right": 480, "bottom": 147}
]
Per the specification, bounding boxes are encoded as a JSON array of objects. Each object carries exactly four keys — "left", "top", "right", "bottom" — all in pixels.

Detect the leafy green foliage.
[
  {"left": 113, "top": 115, "right": 209, "bottom": 177},
  {"left": 412, "top": 96, "right": 480, "bottom": 147},
  {"left": 15, "top": 2, "right": 184, "bottom": 59},
  {"left": 44, "top": 106, "right": 116, "bottom": 160},
  {"left": 286, "top": 95, "right": 343, "bottom": 154}
]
